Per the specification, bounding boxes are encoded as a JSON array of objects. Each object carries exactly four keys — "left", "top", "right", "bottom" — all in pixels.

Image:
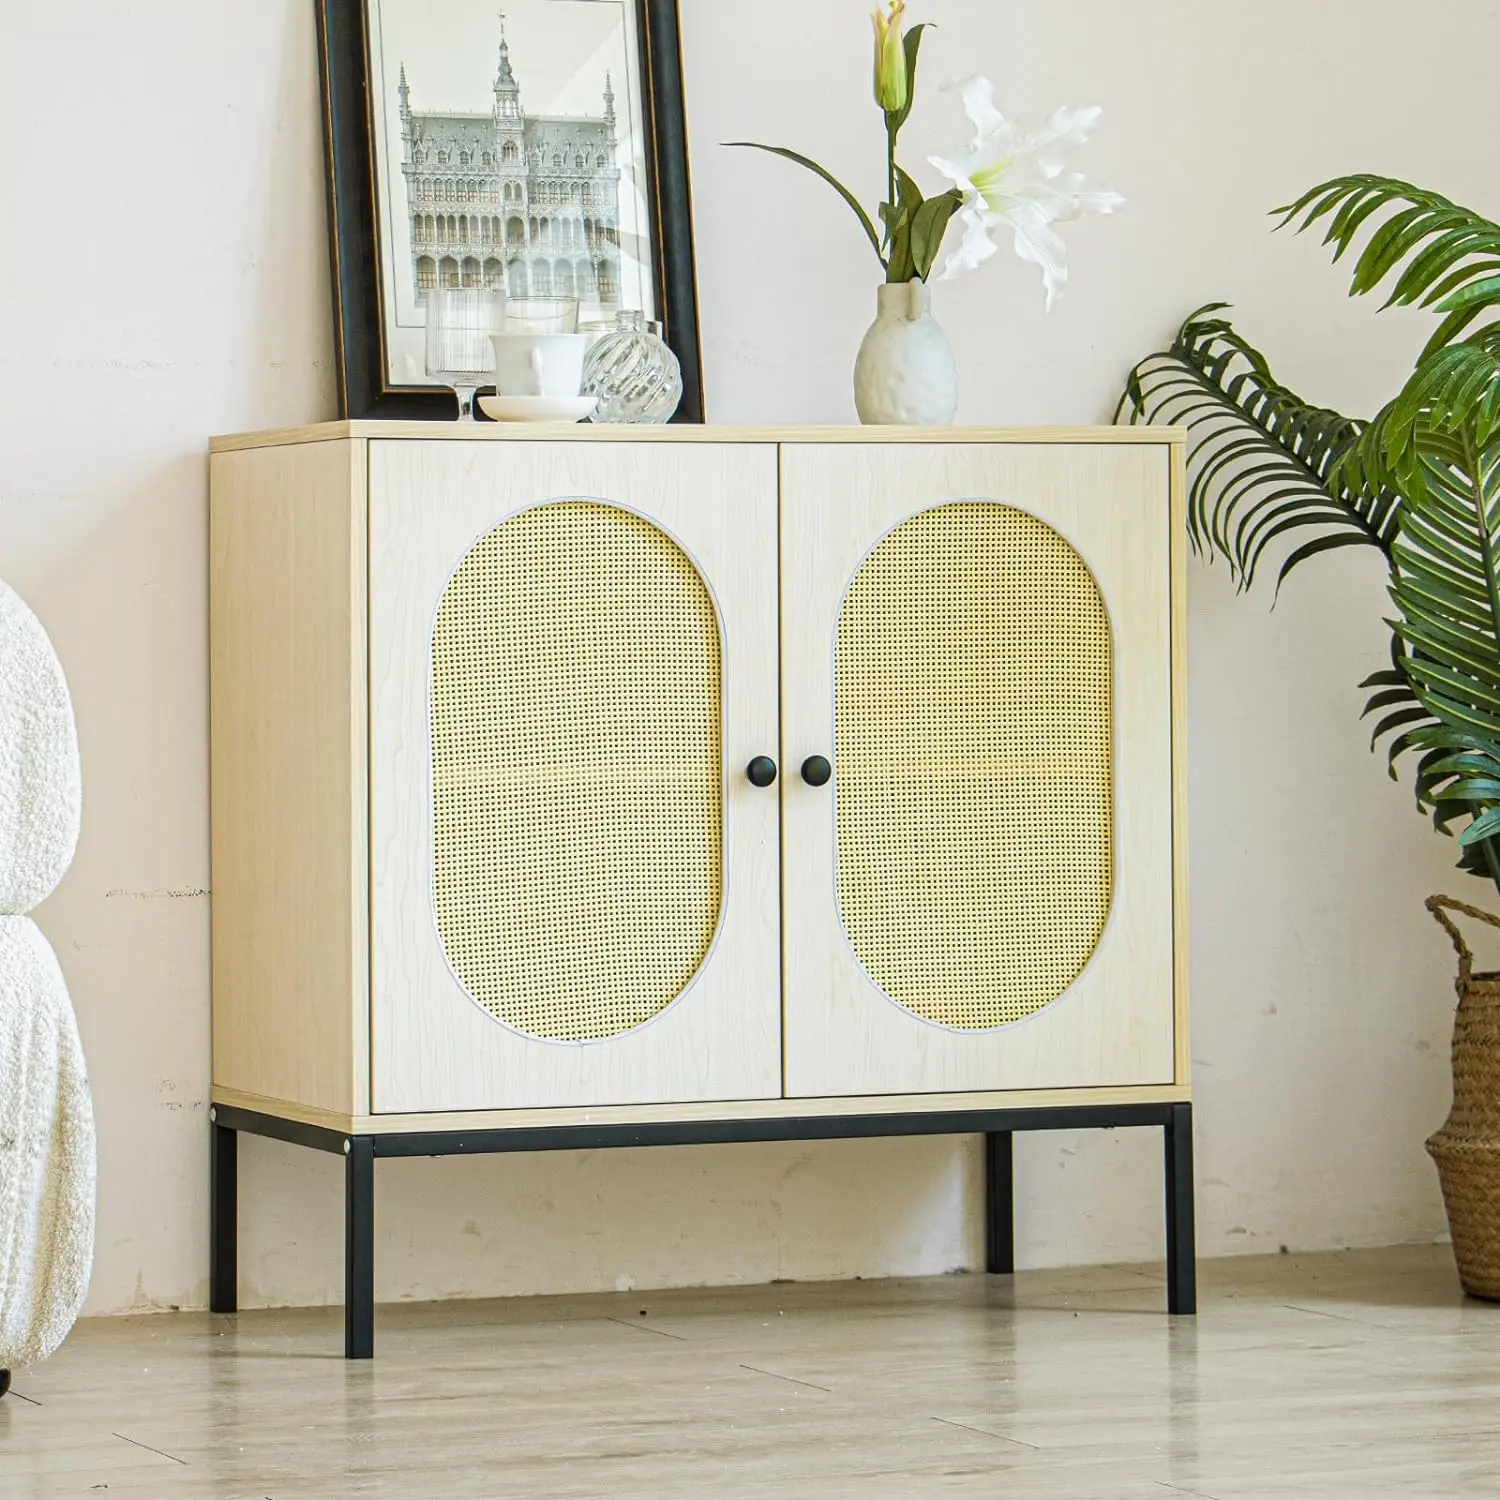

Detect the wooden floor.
[{"left": 3, "top": 1246, "right": 1499, "bottom": 1497}]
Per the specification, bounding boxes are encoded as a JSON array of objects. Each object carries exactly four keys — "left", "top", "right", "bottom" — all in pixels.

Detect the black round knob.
[
  {"left": 801, "top": 755, "right": 832, "bottom": 788},
  {"left": 746, "top": 756, "right": 778, "bottom": 788}
]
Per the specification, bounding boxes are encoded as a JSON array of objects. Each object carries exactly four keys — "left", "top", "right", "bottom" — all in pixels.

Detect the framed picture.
[{"left": 316, "top": 0, "right": 704, "bottom": 420}]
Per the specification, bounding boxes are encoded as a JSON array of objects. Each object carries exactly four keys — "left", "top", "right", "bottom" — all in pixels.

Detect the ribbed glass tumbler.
[{"left": 583, "top": 311, "right": 683, "bottom": 424}]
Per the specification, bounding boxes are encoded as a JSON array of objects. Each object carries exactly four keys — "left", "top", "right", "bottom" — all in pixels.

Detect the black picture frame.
[{"left": 315, "top": 0, "right": 705, "bottom": 421}]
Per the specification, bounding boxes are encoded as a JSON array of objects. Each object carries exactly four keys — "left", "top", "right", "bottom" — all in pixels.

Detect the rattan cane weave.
[
  {"left": 430, "top": 501, "right": 723, "bottom": 1042},
  {"left": 834, "top": 501, "right": 1114, "bottom": 1030}
]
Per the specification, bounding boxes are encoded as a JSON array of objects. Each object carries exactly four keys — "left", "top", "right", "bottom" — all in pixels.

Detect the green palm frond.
[
  {"left": 1385, "top": 332, "right": 1500, "bottom": 465},
  {"left": 1276, "top": 176, "right": 1500, "bottom": 361},
  {"left": 1124, "top": 175, "right": 1500, "bottom": 893},
  {"left": 1400, "top": 727, "right": 1500, "bottom": 861},
  {"left": 1119, "top": 304, "right": 1400, "bottom": 592},
  {"left": 1368, "top": 350, "right": 1500, "bottom": 875}
]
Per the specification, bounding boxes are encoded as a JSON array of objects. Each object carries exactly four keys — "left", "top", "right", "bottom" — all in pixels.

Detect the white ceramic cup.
[{"left": 489, "top": 333, "right": 588, "bottom": 398}]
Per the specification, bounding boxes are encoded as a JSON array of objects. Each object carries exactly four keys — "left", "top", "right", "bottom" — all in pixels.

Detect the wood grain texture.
[
  {"left": 1170, "top": 436, "right": 1192, "bottom": 1087},
  {"left": 368, "top": 440, "right": 781, "bottom": 1113},
  {"left": 209, "top": 440, "right": 369, "bottom": 1115},
  {"left": 209, "top": 428, "right": 1187, "bottom": 1122},
  {"left": 780, "top": 443, "right": 1178, "bottom": 1099},
  {"left": 210, "top": 1086, "right": 357, "bottom": 1135},
  {"left": 211, "top": 422, "right": 1190, "bottom": 453},
  {"left": 6, "top": 1248, "right": 1483, "bottom": 1498},
  {"left": 211, "top": 1081, "right": 1191, "bottom": 1138}
]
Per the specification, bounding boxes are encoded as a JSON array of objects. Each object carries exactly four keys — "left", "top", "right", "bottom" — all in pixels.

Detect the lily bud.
[{"left": 871, "top": 1, "right": 908, "bottom": 115}]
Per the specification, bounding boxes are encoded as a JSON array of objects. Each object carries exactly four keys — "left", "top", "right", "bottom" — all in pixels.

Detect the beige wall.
[{"left": 1, "top": 0, "right": 1491, "bottom": 1316}]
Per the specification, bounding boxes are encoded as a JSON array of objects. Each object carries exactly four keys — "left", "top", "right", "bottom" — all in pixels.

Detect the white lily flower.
[{"left": 928, "top": 77, "right": 1124, "bottom": 309}]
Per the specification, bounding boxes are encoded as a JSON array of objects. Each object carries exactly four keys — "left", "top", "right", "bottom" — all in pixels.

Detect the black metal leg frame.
[{"left": 210, "top": 1099, "right": 1196, "bottom": 1358}]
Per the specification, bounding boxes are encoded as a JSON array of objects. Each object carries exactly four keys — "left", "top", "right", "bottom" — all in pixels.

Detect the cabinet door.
[
  {"left": 369, "top": 440, "right": 781, "bottom": 1113},
  {"left": 781, "top": 443, "right": 1179, "bottom": 1098}
]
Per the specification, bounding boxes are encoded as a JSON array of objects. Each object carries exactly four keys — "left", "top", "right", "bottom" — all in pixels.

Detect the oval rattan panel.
[
  {"left": 834, "top": 501, "right": 1114, "bottom": 1030},
  {"left": 430, "top": 501, "right": 722, "bottom": 1042}
]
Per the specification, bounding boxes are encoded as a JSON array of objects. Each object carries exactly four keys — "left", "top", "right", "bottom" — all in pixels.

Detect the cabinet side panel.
[
  {"left": 210, "top": 439, "right": 369, "bottom": 1115},
  {"left": 1170, "top": 436, "right": 1191, "bottom": 1089}
]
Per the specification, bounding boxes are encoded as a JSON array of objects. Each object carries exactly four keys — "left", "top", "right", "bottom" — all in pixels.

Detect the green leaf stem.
[{"left": 724, "top": 142, "right": 885, "bottom": 268}]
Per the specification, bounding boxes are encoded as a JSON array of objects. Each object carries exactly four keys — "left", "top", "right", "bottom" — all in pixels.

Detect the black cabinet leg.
[
  {"left": 345, "top": 1137, "right": 375, "bottom": 1359},
  {"left": 1165, "top": 1102, "right": 1197, "bottom": 1315},
  {"left": 984, "top": 1131, "right": 1015, "bottom": 1275},
  {"left": 210, "top": 1114, "right": 238, "bottom": 1315}
]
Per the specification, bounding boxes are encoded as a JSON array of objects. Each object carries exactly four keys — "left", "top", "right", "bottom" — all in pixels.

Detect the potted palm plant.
[{"left": 1122, "top": 176, "right": 1500, "bottom": 1297}]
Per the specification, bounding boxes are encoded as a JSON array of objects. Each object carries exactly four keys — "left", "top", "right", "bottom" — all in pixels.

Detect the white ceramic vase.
[{"left": 853, "top": 279, "right": 958, "bottom": 425}]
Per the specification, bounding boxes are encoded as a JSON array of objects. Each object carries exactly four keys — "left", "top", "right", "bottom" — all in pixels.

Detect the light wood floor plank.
[{"left": 4, "top": 1247, "right": 1500, "bottom": 1498}]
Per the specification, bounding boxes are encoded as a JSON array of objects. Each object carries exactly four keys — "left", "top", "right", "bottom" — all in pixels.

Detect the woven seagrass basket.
[{"left": 1427, "top": 896, "right": 1500, "bottom": 1300}]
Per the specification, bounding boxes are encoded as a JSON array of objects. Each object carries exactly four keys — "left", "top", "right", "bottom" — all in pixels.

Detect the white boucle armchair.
[{"left": 0, "top": 579, "right": 94, "bottom": 1398}]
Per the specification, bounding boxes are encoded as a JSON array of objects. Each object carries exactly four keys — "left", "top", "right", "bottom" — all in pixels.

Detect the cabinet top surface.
[{"left": 209, "top": 421, "right": 1186, "bottom": 455}]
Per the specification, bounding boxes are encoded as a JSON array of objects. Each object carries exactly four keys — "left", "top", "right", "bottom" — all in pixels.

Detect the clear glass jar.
[{"left": 583, "top": 311, "right": 684, "bottom": 424}]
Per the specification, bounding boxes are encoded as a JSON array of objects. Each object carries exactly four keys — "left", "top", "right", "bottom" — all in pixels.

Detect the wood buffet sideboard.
[{"left": 207, "top": 422, "right": 1193, "bottom": 1357}]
